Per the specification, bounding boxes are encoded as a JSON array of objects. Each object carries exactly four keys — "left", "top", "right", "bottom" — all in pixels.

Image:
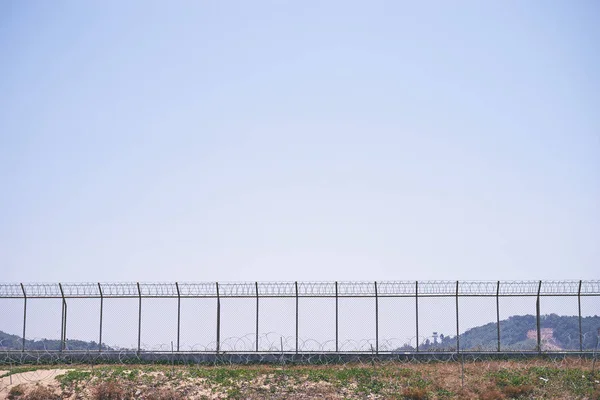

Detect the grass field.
[{"left": 1, "top": 358, "right": 600, "bottom": 399}]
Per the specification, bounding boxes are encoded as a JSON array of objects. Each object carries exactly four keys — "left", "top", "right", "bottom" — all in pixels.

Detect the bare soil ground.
[{"left": 1, "top": 359, "right": 599, "bottom": 399}]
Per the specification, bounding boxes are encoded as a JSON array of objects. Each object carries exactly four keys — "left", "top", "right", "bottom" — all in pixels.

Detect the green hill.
[
  {"left": 0, "top": 330, "right": 111, "bottom": 351},
  {"left": 418, "top": 314, "right": 600, "bottom": 351}
]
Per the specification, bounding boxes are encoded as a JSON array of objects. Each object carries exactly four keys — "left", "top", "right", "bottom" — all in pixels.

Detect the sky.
[{"left": 0, "top": 1, "right": 599, "bottom": 283}]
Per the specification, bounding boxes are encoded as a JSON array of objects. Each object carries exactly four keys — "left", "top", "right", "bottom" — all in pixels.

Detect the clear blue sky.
[{"left": 1, "top": 1, "right": 598, "bottom": 283}]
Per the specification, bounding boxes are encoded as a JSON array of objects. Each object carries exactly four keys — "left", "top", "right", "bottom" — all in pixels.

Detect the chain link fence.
[{"left": 1, "top": 281, "right": 599, "bottom": 360}]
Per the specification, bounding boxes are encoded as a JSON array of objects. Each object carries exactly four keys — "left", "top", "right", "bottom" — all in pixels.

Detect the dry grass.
[
  {"left": 144, "top": 388, "right": 184, "bottom": 400},
  {"left": 6, "top": 385, "right": 60, "bottom": 400},
  {"left": 501, "top": 384, "right": 534, "bottom": 398},
  {"left": 23, "top": 386, "right": 60, "bottom": 400},
  {"left": 402, "top": 387, "right": 429, "bottom": 399},
  {"left": 91, "top": 381, "right": 128, "bottom": 400},
  {"left": 476, "top": 386, "right": 505, "bottom": 400}
]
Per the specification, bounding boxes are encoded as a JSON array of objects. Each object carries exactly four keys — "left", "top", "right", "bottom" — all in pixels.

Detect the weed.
[
  {"left": 396, "top": 368, "right": 417, "bottom": 378},
  {"left": 225, "top": 387, "right": 243, "bottom": 399},
  {"left": 306, "top": 369, "right": 331, "bottom": 382},
  {"left": 435, "top": 388, "right": 454, "bottom": 398},
  {"left": 0, "top": 367, "right": 51, "bottom": 379},
  {"left": 8, "top": 384, "right": 25, "bottom": 400},
  {"left": 411, "top": 377, "right": 430, "bottom": 389},
  {"left": 348, "top": 368, "right": 385, "bottom": 394},
  {"left": 491, "top": 369, "right": 531, "bottom": 387},
  {"left": 57, "top": 369, "right": 92, "bottom": 387},
  {"left": 188, "top": 366, "right": 258, "bottom": 386},
  {"left": 561, "top": 368, "right": 595, "bottom": 396},
  {"left": 528, "top": 366, "right": 558, "bottom": 378}
]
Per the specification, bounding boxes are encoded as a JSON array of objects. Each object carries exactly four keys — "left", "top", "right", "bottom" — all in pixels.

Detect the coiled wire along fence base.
[
  {"left": 1, "top": 351, "right": 600, "bottom": 366},
  {"left": 1, "top": 280, "right": 599, "bottom": 364}
]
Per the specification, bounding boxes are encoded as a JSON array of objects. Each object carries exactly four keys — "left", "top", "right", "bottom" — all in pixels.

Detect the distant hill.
[
  {"left": 416, "top": 314, "right": 600, "bottom": 351},
  {"left": 0, "top": 330, "right": 112, "bottom": 351}
]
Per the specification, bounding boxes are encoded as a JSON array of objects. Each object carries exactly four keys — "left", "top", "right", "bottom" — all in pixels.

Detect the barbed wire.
[
  {"left": 2, "top": 332, "right": 599, "bottom": 362},
  {"left": 2, "top": 280, "right": 599, "bottom": 298},
  {"left": 1, "top": 345, "right": 599, "bottom": 365}
]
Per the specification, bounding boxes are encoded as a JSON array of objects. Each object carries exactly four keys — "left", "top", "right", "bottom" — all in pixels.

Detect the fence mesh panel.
[
  {"left": 498, "top": 296, "right": 537, "bottom": 351},
  {"left": 23, "top": 299, "right": 62, "bottom": 350},
  {"left": 458, "top": 296, "right": 497, "bottom": 351},
  {"left": 101, "top": 298, "right": 138, "bottom": 350},
  {"left": 179, "top": 298, "right": 216, "bottom": 351},
  {"left": 298, "top": 298, "right": 336, "bottom": 352},
  {"left": 220, "top": 298, "right": 256, "bottom": 352},
  {"left": 378, "top": 297, "right": 416, "bottom": 351},
  {"left": 64, "top": 298, "right": 101, "bottom": 351},
  {"left": 258, "top": 298, "right": 295, "bottom": 352},
  {"left": 338, "top": 298, "right": 376, "bottom": 352},
  {"left": 539, "top": 296, "right": 580, "bottom": 350},
  {"left": 140, "top": 298, "right": 178, "bottom": 351},
  {"left": 0, "top": 299, "right": 24, "bottom": 350},
  {"left": 581, "top": 295, "right": 600, "bottom": 351},
  {"left": 417, "top": 297, "right": 457, "bottom": 351}
]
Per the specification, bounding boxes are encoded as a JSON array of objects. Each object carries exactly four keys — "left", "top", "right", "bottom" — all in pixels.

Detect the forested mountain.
[
  {"left": 416, "top": 314, "right": 600, "bottom": 351},
  {"left": 0, "top": 330, "right": 111, "bottom": 351}
]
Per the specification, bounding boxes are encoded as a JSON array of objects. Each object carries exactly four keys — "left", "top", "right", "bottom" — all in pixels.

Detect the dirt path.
[{"left": 0, "top": 369, "right": 70, "bottom": 400}]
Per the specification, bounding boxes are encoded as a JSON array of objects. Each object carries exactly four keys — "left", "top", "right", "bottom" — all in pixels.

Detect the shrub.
[
  {"left": 23, "top": 386, "right": 61, "bottom": 400},
  {"left": 92, "top": 381, "right": 128, "bottom": 400}
]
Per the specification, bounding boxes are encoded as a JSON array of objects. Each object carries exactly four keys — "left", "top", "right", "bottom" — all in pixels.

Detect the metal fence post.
[
  {"left": 295, "top": 281, "right": 299, "bottom": 354},
  {"left": 20, "top": 283, "right": 26, "bottom": 352},
  {"left": 455, "top": 280, "right": 460, "bottom": 353},
  {"left": 496, "top": 280, "right": 501, "bottom": 352},
  {"left": 335, "top": 281, "right": 339, "bottom": 353},
  {"left": 64, "top": 302, "right": 68, "bottom": 350},
  {"left": 60, "top": 301, "right": 65, "bottom": 351},
  {"left": 578, "top": 280, "right": 583, "bottom": 351},
  {"left": 375, "top": 281, "right": 379, "bottom": 354},
  {"left": 255, "top": 282, "right": 259, "bottom": 352},
  {"left": 536, "top": 280, "right": 542, "bottom": 353},
  {"left": 98, "top": 283, "right": 103, "bottom": 352},
  {"left": 59, "top": 283, "right": 67, "bottom": 352},
  {"left": 137, "top": 282, "right": 142, "bottom": 354},
  {"left": 216, "top": 282, "right": 220, "bottom": 353},
  {"left": 175, "top": 282, "right": 181, "bottom": 352},
  {"left": 415, "top": 281, "right": 419, "bottom": 352}
]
